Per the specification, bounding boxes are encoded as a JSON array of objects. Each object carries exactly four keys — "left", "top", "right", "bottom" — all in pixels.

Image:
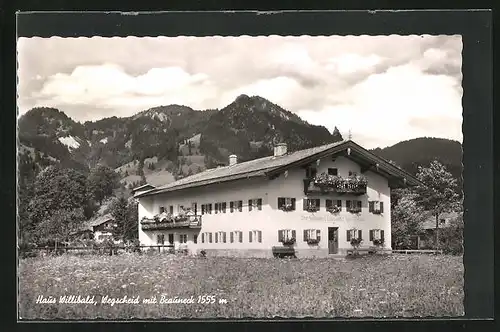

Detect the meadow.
[{"left": 18, "top": 253, "right": 464, "bottom": 319}]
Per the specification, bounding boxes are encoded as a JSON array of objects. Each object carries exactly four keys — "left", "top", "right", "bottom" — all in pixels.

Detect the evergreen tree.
[
  {"left": 111, "top": 196, "right": 128, "bottom": 242},
  {"left": 87, "top": 165, "right": 120, "bottom": 205}
]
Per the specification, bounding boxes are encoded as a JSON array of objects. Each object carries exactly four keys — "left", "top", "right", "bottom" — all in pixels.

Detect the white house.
[{"left": 135, "top": 140, "right": 421, "bottom": 257}]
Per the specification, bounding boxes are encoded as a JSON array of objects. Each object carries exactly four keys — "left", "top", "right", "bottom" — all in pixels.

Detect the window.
[
  {"left": 369, "top": 229, "right": 385, "bottom": 241},
  {"left": 303, "top": 198, "right": 320, "bottom": 211},
  {"left": 303, "top": 229, "right": 321, "bottom": 241},
  {"left": 348, "top": 171, "right": 357, "bottom": 176},
  {"left": 202, "top": 232, "right": 213, "bottom": 243},
  {"left": 215, "top": 231, "right": 227, "bottom": 243},
  {"left": 215, "top": 202, "right": 227, "bottom": 214},
  {"left": 201, "top": 203, "right": 213, "bottom": 215},
  {"left": 346, "top": 200, "right": 362, "bottom": 213},
  {"left": 230, "top": 200, "right": 243, "bottom": 213},
  {"left": 248, "top": 198, "right": 262, "bottom": 211},
  {"left": 346, "top": 229, "right": 362, "bottom": 241},
  {"left": 229, "top": 231, "right": 243, "bottom": 243},
  {"left": 194, "top": 234, "right": 198, "bottom": 244},
  {"left": 157, "top": 234, "right": 165, "bottom": 245},
  {"left": 159, "top": 206, "right": 165, "bottom": 213},
  {"left": 179, "top": 234, "right": 188, "bottom": 244},
  {"left": 278, "top": 229, "right": 296, "bottom": 242},
  {"left": 248, "top": 230, "right": 262, "bottom": 243},
  {"left": 327, "top": 168, "right": 338, "bottom": 176},
  {"left": 169, "top": 206, "right": 174, "bottom": 214},
  {"left": 178, "top": 205, "right": 184, "bottom": 213},
  {"left": 369, "top": 201, "right": 384, "bottom": 214},
  {"left": 326, "top": 199, "right": 342, "bottom": 211},
  {"left": 277, "top": 197, "right": 296, "bottom": 211}
]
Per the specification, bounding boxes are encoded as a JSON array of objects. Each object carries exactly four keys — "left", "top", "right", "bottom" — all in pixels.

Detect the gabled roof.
[
  {"left": 88, "top": 213, "right": 114, "bottom": 228},
  {"left": 136, "top": 140, "right": 422, "bottom": 198}
]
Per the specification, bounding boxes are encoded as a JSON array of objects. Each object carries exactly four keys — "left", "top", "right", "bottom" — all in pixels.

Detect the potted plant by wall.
[
  {"left": 373, "top": 238, "right": 384, "bottom": 247},
  {"left": 348, "top": 207, "right": 362, "bottom": 214},
  {"left": 350, "top": 237, "right": 363, "bottom": 256},
  {"left": 282, "top": 237, "right": 296, "bottom": 245}
]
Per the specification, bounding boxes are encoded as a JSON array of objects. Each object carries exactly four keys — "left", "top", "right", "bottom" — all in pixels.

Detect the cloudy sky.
[{"left": 17, "top": 35, "right": 463, "bottom": 149}]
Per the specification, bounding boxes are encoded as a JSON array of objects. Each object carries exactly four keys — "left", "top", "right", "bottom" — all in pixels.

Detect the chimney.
[
  {"left": 274, "top": 143, "right": 287, "bottom": 157},
  {"left": 229, "top": 154, "right": 237, "bottom": 166}
]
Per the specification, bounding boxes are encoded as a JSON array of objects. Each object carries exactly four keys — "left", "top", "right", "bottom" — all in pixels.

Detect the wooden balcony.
[
  {"left": 303, "top": 176, "right": 367, "bottom": 196},
  {"left": 140, "top": 215, "right": 202, "bottom": 231}
]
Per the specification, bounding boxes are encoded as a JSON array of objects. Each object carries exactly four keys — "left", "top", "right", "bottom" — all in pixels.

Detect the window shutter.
[
  {"left": 278, "top": 230, "right": 283, "bottom": 242},
  {"left": 369, "top": 201, "right": 374, "bottom": 212},
  {"left": 230, "top": 232, "right": 234, "bottom": 243},
  {"left": 208, "top": 204, "right": 212, "bottom": 213},
  {"left": 194, "top": 234, "right": 198, "bottom": 244},
  {"left": 223, "top": 232, "right": 227, "bottom": 243},
  {"left": 291, "top": 198, "right": 296, "bottom": 210},
  {"left": 346, "top": 200, "right": 352, "bottom": 209},
  {"left": 381, "top": 230, "right": 385, "bottom": 241},
  {"left": 303, "top": 199, "right": 308, "bottom": 210},
  {"left": 239, "top": 232, "right": 243, "bottom": 243},
  {"left": 230, "top": 201, "right": 234, "bottom": 212},
  {"left": 215, "top": 233, "right": 218, "bottom": 243},
  {"left": 358, "top": 230, "right": 362, "bottom": 240},
  {"left": 278, "top": 197, "right": 284, "bottom": 209},
  {"left": 201, "top": 233, "right": 205, "bottom": 243},
  {"left": 248, "top": 199, "right": 253, "bottom": 211},
  {"left": 292, "top": 230, "right": 296, "bottom": 239},
  {"left": 357, "top": 200, "right": 362, "bottom": 209},
  {"left": 303, "top": 229, "right": 308, "bottom": 241},
  {"left": 337, "top": 200, "right": 342, "bottom": 209},
  {"left": 380, "top": 202, "right": 384, "bottom": 213},
  {"left": 258, "top": 231, "right": 262, "bottom": 243},
  {"left": 202, "top": 205, "right": 205, "bottom": 215},
  {"left": 215, "top": 203, "right": 219, "bottom": 214},
  {"left": 238, "top": 201, "right": 243, "bottom": 212},
  {"left": 347, "top": 230, "right": 351, "bottom": 241},
  {"left": 370, "top": 230, "right": 373, "bottom": 241},
  {"left": 315, "top": 199, "right": 320, "bottom": 207},
  {"left": 249, "top": 231, "right": 253, "bottom": 242},
  {"left": 316, "top": 230, "right": 321, "bottom": 241},
  {"left": 326, "top": 199, "right": 332, "bottom": 208},
  {"left": 258, "top": 199, "right": 262, "bottom": 210},
  {"left": 209, "top": 233, "right": 212, "bottom": 243},
  {"left": 223, "top": 202, "right": 227, "bottom": 213}
]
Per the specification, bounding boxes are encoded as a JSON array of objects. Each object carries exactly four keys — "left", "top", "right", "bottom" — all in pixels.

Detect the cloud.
[{"left": 17, "top": 35, "right": 463, "bottom": 148}]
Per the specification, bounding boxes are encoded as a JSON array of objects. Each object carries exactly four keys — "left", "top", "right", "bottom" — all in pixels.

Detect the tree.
[
  {"left": 36, "top": 208, "right": 86, "bottom": 249},
  {"left": 87, "top": 165, "right": 120, "bottom": 205},
  {"left": 188, "top": 141, "right": 192, "bottom": 155},
  {"left": 391, "top": 190, "right": 427, "bottom": 249},
  {"left": 331, "top": 126, "right": 343, "bottom": 142},
  {"left": 110, "top": 196, "right": 128, "bottom": 242},
  {"left": 28, "top": 166, "right": 89, "bottom": 240},
  {"left": 413, "top": 160, "right": 460, "bottom": 249},
  {"left": 111, "top": 197, "right": 138, "bottom": 242}
]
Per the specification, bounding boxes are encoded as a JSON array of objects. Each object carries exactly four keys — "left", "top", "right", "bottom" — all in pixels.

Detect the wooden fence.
[
  {"left": 21, "top": 244, "right": 177, "bottom": 257},
  {"left": 391, "top": 249, "right": 444, "bottom": 254}
]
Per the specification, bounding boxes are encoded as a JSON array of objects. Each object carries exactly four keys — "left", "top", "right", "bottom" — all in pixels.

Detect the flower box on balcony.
[
  {"left": 281, "top": 204, "right": 294, "bottom": 212},
  {"left": 348, "top": 208, "right": 362, "bottom": 214},
  {"left": 372, "top": 239, "right": 384, "bottom": 246},
  {"left": 372, "top": 209, "right": 382, "bottom": 215},
  {"left": 307, "top": 238, "right": 320, "bottom": 245},
  {"left": 305, "top": 173, "right": 367, "bottom": 195}
]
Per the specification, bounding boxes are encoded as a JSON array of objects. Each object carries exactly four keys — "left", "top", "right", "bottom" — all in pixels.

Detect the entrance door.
[{"left": 328, "top": 227, "right": 339, "bottom": 254}]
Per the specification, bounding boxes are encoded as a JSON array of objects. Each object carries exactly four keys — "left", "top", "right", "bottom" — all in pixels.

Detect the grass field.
[{"left": 18, "top": 253, "right": 464, "bottom": 319}]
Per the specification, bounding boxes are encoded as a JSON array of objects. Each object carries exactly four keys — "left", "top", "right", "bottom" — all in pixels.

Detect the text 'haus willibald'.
[{"left": 135, "top": 140, "right": 420, "bottom": 257}]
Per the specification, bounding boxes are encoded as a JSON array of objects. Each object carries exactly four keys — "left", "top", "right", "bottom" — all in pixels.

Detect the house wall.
[{"left": 138, "top": 156, "right": 392, "bottom": 257}]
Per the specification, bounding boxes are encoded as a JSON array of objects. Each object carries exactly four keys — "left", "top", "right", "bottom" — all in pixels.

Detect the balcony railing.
[
  {"left": 304, "top": 173, "right": 367, "bottom": 196},
  {"left": 140, "top": 214, "right": 202, "bottom": 231}
]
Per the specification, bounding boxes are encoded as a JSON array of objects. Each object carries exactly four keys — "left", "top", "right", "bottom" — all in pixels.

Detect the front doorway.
[{"left": 328, "top": 227, "right": 339, "bottom": 254}]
